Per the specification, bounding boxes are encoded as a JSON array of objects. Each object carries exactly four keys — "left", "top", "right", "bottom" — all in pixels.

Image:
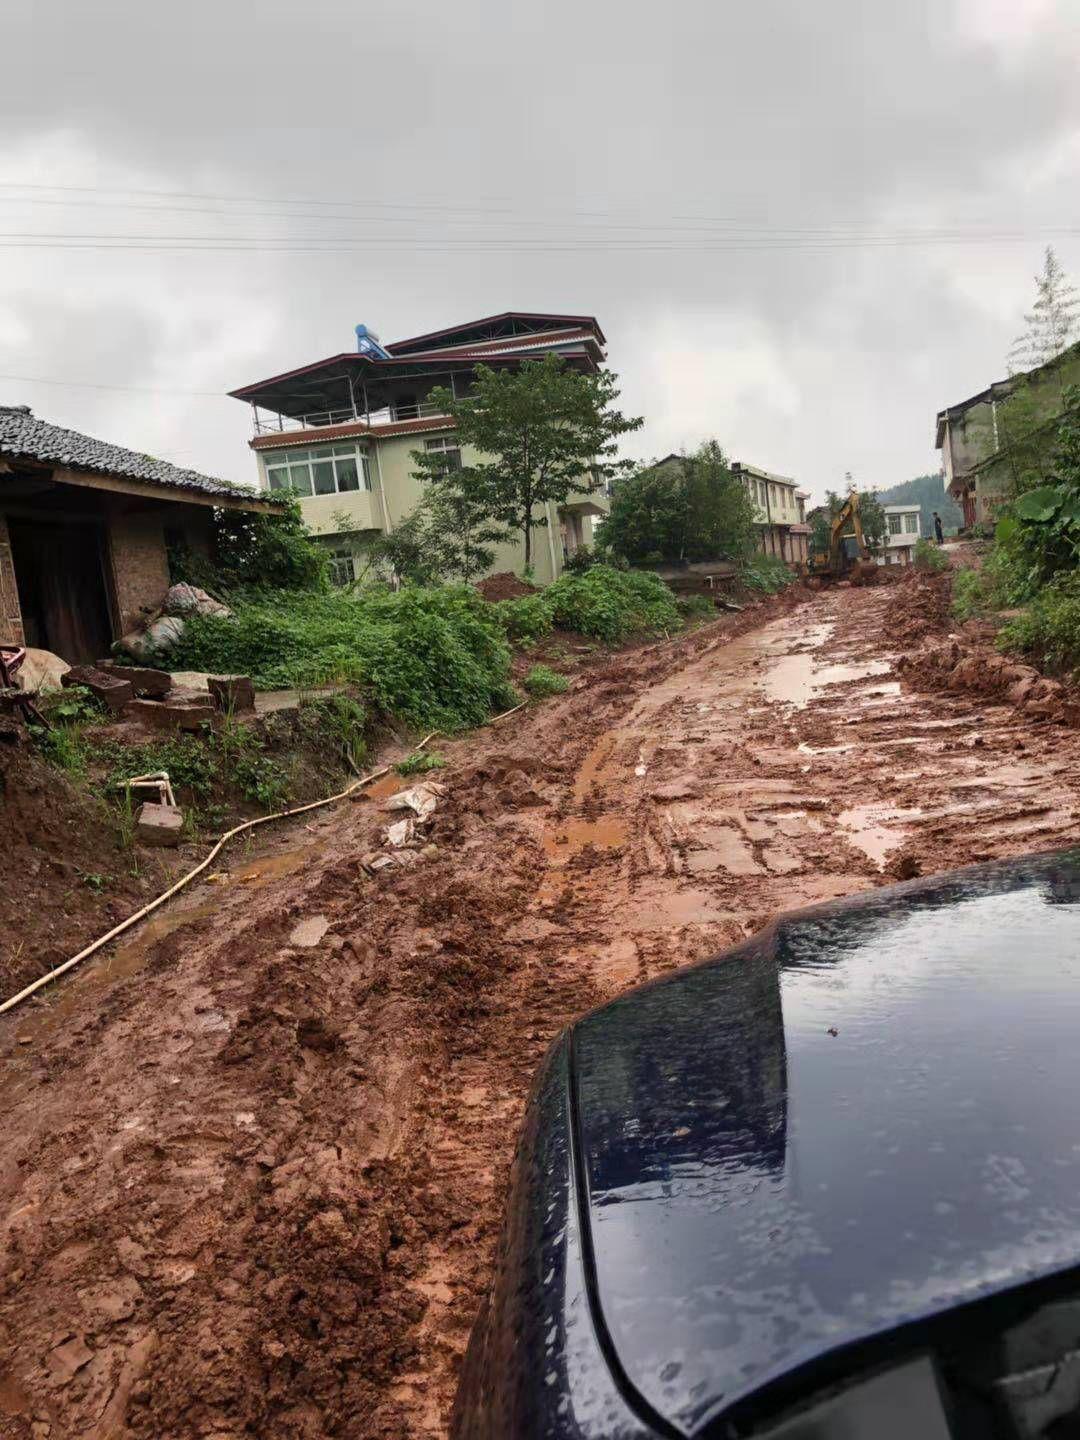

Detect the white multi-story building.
[{"left": 881, "top": 504, "right": 922, "bottom": 565}]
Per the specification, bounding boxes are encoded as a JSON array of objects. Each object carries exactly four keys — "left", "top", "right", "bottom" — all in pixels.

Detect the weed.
[
  {"left": 42, "top": 684, "right": 102, "bottom": 726},
  {"left": 676, "top": 594, "right": 716, "bottom": 618},
  {"left": 739, "top": 556, "right": 796, "bottom": 593},
  {"left": 914, "top": 538, "right": 950, "bottom": 573},
  {"left": 998, "top": 572, "right": 1080, "bottom": 675},
  {"left": 80, "top": 871, "right": 107, "bottom": 892},
  {"left": 301, "top": 693, "right": 368, "bottom": 771},
  {"left": 395, "top": 750, "right": 447, "bottom": 776},
  {"left": 522, "top": 664, "right": 570, "bottom": 698},
  {"left": 951, "top": 567, "right": 987, "bottom": 620}
]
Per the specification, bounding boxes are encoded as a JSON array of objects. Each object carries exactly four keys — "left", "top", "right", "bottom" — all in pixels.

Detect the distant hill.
[{"left": 874, "top": 473, "right": 963, "bottom": 538}]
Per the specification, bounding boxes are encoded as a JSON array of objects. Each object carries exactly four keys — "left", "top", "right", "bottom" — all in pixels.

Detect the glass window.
[
  {"left": 336, "top": 456, "right": 360, "bottom": 492},
  {"left": 312, "top": 461, "right": 336, "bottom": 496},
  {"left": 425, "top": 436, "right": 462, "bottom": 472},
  {"left": 266, "top": 465, "right": 290, "bottom": 493},
  {"left": 328, "top": 549, "right": 356, "bottom": 588},
  {"left": 888, "top": 513, "right": 903, "bottom": 535},
  {"left": 287, "top": 462, "right": 313, "bottom": 496},
  {"left": 903, "top": 513, "right": 919, "bottom": 534}
]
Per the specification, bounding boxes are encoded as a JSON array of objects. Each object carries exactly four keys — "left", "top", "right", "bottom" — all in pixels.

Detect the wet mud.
[{"left": 2, "top": 581, "right": 1080, "bottom": 1438}]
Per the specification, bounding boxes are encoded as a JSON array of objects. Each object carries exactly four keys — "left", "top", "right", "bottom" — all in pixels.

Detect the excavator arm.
[{"left": 805, "top": 492, "right": 871, "bottom": 579}]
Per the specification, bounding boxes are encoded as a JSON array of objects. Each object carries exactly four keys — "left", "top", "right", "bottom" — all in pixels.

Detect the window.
[
  {"left": 888, "top": 513, "right": 904, "bottom": 536},
  {"left": 328, "top": 548, "right": 356, "bottom": 588},
  {"left": 265, "top": 443, "right": 370, "bottom": 497},
  {"left": 424, "top": 436, "right": 462, "bottom": 472},
  {"left": 903, "top": 512, "right": 919, "bottom": 534}
]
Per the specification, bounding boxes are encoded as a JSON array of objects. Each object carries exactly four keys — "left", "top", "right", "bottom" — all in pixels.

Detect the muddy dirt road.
[{"left": 3, "top": 582, "right": 1080, "bottom": 1439}]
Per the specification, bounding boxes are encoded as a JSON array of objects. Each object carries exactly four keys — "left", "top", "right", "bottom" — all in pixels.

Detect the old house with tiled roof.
[
  {"left": 0, "top": 405, "right": 279, "bottom": 663},
  {"left": 230, "top": 312, "right": 612, "bottom": 585}
]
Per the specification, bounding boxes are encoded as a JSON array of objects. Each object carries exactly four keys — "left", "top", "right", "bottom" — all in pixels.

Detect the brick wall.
[
  {"left": 105, "top": 506, "right": 173, "bottom": 636},
  {"left": 0, "top": 514, "right": 25, "bottom": 645}
]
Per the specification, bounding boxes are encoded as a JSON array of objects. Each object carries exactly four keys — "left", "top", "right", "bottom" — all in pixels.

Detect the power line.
[{"left": 0, "top": 371, "right": 226, "bottom": 397}]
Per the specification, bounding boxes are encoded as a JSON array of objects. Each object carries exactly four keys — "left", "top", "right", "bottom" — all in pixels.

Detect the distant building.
[
  {"left": 730, "top": 463, "right": 811, "bottom": 565},
  {"left": 0, "top": 405, "right": 278, "bottom": 664},
  {"left": 935, "top": 341, "right": 1080, "bottom": 528},
  {"left": 880, "top": 504, "right": 921, "bottom": 566},
  {"left": 230, "top": 312, "right": 612, "bottom": 586}
]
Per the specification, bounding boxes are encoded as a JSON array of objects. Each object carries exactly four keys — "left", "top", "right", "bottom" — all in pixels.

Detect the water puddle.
[
  {"left": 541, "top": 817, "right": 628, "bottom": 865},
  {"left": 366, "top": 771, "right": 406, "bottom": 802},
  {"left": 764, "top": 654, "right": 892, "bottom": 708},
  {"left": 838, "top": 803, "right": 924, "bottom": 867}
]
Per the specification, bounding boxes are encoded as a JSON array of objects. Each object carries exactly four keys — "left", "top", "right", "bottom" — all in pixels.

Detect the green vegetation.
[
  {"left": 676, "top": 594, "right": 717, "bottom": 618},
  {"left": 913, "top": 538, "right": 950, "bottom": 573},
  {"left": 998, "top": 576, "right": 1080, "bottom": 672},
  {"left": 596, "top": 441, "right": 757, "bottom": 566},
  {"left": 395, "top": 750, "right": 447, "bottom": 777},
  {"left": 951, "top": 566, "right": 986, "bottom": 620},
  {"left": 740, "top": 554, "right": 797, "bottom": 593},
  {"left": 417, "top": 354, "right": 643, "bottom": 570},
  {"left": 167, "top": 585, "right": 517, "bottom": 731},
  {"left": 361, "top": 485, "right": 508, "bottom": 587},
  {"left": 168, "top": 494, "right": 328, "bottom": 594},
  {"left": 493, "top": 564, "right": 681, "bottom": 647},
  {"left": 811, "top": 486, "right": 888, "bottom": 557},
  {"left": 522, "top": 664, "right": 570, "bottom": 698}
]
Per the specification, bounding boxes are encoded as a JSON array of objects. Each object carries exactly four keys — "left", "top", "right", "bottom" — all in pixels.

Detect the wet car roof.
[{"left": 571, "top": 850, "right": 1080, "bottom": 1435}]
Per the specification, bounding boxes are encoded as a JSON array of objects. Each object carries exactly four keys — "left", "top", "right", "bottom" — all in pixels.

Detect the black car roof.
[{"left": 570, "top": 849, "right": 1080, "bottom": 1435}]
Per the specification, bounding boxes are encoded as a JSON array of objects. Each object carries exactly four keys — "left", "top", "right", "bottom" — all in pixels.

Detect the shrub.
[
  {"left": 562, "top": 545, "right": 597, "bottom": 573},
  {"left": 740, "top": 555, "right": 795, "bottom": 593},
  {"left": 492, "top": 593, "right": 554, "bottom": 647},
  {"left": 522, "top": 664, "right": 570, "bottom": 698},
  {"left": 914, "top": 538, "right": 950, "bottom": 573},
  {"left": 951, "top": 567, "right": 987, "bottom": 620},
  {"left": 998, "top": 573, "right": 1080, "bottom": 675},
  {"left": 168, "top": 585, "right": 516, "bottom": 732},
  {"left": 543, "top": 565, "right": 681, "bottom": 643}
]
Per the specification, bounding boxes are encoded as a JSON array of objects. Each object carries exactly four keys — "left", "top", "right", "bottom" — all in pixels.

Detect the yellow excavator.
[{"left": 803, "top": 491, "right": 878, "bottom": 583}]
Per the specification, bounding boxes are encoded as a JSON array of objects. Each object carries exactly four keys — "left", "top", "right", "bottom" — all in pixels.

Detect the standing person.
[{"left": 933, "top": 511, "right": 944, "bottom": 545}]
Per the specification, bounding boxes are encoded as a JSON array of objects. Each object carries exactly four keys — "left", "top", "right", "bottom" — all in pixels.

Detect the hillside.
[{"left": 875, "top": 473, "right": 963, "bottom": 537}]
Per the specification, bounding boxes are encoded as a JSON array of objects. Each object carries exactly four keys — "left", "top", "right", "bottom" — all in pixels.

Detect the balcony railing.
[{"left": 252, "top": 400, "right": 449, "bottom": 436}]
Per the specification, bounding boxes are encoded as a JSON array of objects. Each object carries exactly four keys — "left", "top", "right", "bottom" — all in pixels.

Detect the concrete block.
[
  {"left": 126, "top": 697, "right": 215, "bottom": 732},
  {"left": 136, "top": 802, "right": 183, "bottom": 847},
  {"left": 95, "top": 659, "right": 172, "bottom": 698},
  {"left": 61, "top": 664, "right": 134, "bottom": 712},
  {"left": 208, "top": 674, "right": 256, "bottom": 713}
]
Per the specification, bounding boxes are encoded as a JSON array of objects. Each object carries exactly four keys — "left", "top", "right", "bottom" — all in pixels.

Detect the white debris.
[
  {"left": 385, "top": 817, "right": 417, "bottom": 847},
  {"left": 385, "top": 781, "right": 446, "bottom": 821}
]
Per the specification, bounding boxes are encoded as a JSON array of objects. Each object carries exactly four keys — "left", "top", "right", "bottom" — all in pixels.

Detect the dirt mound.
[
  {"left": 883, "top": 570, "right": 954, "bottom": 646},
  {"left": 474, "top": 571, "right": 537, "bottom": 602},
  {"left": 898, "top": 638, "right": 1080, "bottom": 726},
  {"left": 0, "top": 729, "right": 171, "bottom": 999}
]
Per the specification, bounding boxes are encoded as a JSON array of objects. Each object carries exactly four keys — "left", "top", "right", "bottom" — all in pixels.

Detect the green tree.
[
  {"left": 1009, "top": 246, "right": 1080, "bottom": 373},
  {"left": 168, "top": 494, "right": 328, "bottom": 593},
  {"left": 809, "top": 487, "right": 886, "bottom": 556},
  {"left": 596, "top": 441, "right": 757, "bottom": 565},
  {"left": 420, "top": 355, "right": 643, "bottom": 571}
]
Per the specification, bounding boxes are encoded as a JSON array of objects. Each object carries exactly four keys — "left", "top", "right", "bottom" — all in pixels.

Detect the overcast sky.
[{"left": 2, "top": 0, "right": 1079, "bottom": 503}]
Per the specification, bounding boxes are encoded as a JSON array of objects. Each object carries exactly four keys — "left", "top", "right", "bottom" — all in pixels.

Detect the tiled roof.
[
  {"left": 251, "top": 413, "right": 455, "bottom": 451},
  {"left": 0, "top": 404, "right": 273, "bottom": 505}
]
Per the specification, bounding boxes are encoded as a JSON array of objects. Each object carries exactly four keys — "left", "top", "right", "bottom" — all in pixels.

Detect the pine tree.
[{"left": 1008, "top": 246, "right": 1080, "bottom": 373}]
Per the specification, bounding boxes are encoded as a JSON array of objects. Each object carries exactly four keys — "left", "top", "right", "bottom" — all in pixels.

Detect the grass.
[
  {"left": 395, "top": 750, "right": 447, "bottom": 777},
  {"left": 914, "top": 538, "right": 950, "bottom": 573},
  {"left": 739, "top": 555, "right": 796, "bottom": 593},
  {"left": 998, "top": 573, "right": 1080, "bottom": 676},
  {"left": 522, "top": 664, "right": 570, "bottom": 698},
  {"left": 494, "top": 565, "right": 682, "bottom": 649}
]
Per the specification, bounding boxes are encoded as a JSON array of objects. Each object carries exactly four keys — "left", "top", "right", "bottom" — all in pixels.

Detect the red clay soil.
[
  {"left": 4, "top": 581, "right": 1080, "bottom": 1440},
  {"left": 887, "top": 570, "right": 1080, "bottom": 726},
  {"left": 0, "top": 734, "right": 172, "bottom": 1000},
  {"left": 473, "top": 571, "right": 537, "bottom": 601}
]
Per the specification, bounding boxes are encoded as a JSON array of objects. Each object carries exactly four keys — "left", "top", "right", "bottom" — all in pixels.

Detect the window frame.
[{"left": 265, "top": 442, "right": 371, "bottom": 497}]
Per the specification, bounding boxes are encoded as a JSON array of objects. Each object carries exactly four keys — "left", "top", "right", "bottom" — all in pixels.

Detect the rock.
[
  {"left": 162, "top": 583, "right": 232, "bottom": 619},
  {"left": 61, "top": 665, "right": 134, "bottom": 712},
  {"left": 95, "top": 660, "right": 172, "bottom": 698},
  {"left": 135, "top": 802, "right": 184, "bottom": 847},
  {"left": 126, "top": 697, "right": 214, "bottom": 733},
  {"left": 47, "top": 1335, "right": 93, "bottom": 1385},
  {"left": 208, "top": 674, "right": 256, "bottom": 714},
  {"left": 1007, "top": 675, "right": 1039, "bottom": 705}
]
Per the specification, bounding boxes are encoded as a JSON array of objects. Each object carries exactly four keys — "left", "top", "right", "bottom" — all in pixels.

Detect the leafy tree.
[
  {"left": 596, "top": 441, "right": 757, "bottom": 565},
  {"left": 1009, "top": 246, "right": 1080, "bottom": 373},
  {"left": 420, "top": 355, "right": 643, "bottom": 570},
  {"left": 168, "top": 494, "right": 328, "bottom": 593},
  {"left": 996, "top": 389, "right": 1080, "bottom": 585},
  {"left": 364, "top": 482, "right": 507, "bottom": 587}
]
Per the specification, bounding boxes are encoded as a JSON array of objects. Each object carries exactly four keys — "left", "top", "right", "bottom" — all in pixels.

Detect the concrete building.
[
  {"left": 881, "top": 503, "right": 921, "bottom": 565},
  {"left": 229, "top": 312, "right": 612, "bottom": 586},
  {"left": 730, "top": 463, "right": 811, "bottom": 565},
  {"left": 936, "top": 341, "right": 1080, "bottom": 528},
  {"left": 0, "top": 405, "right": 278, "bottom": 664}
]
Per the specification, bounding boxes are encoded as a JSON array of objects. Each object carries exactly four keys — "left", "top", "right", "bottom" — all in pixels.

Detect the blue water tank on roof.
[{"left": 355, "top": 324, "right": 391, "bottom": 359}]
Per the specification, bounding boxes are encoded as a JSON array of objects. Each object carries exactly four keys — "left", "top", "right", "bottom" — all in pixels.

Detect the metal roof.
[{"left": 0, "top": 405, "right": 272, "bottom": 507}]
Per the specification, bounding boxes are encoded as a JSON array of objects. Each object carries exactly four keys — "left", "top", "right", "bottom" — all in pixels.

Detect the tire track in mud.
[{"left": 2, "top": 581, "right": 1080, "bottom": 1439}]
